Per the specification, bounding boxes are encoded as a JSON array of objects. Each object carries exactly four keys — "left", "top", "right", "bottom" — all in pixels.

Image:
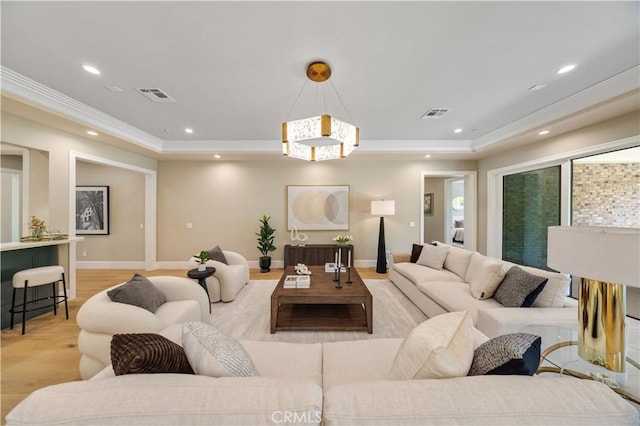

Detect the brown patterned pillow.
[{"left": 111, "top": 333, "right": 194, "bottom": 376}]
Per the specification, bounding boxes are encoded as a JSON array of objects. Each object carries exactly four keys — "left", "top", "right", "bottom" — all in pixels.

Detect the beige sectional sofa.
[
  {"left": 389, "top": 242, "right": 578, "bottom": 337},
  {"left": 7, "top": 323, "right": 638, "bottom": 425}
]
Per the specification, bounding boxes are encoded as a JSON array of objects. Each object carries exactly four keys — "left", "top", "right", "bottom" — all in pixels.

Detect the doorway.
[{"left": 421, "top": 171, "right": 476, "bottom": 251}]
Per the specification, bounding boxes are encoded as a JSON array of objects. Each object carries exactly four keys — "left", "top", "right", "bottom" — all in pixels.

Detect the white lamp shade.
[
  {"left": 371, "top": 200, "right": 395, "bottom": 216},
  {"left": 547, "top": 226, "right": 640, "bottom": 287}
]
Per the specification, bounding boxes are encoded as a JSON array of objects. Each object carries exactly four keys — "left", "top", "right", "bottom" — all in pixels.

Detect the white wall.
[{"left": 158, "top": 158, "right": 477, "bottom": 264}]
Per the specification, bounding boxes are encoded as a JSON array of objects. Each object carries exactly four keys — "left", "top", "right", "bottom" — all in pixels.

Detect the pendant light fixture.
[{"left": 282, "top": 61, "right": 359, "bottom": 161}]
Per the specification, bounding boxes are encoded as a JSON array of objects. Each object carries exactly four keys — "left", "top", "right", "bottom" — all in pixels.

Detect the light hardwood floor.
[{"left": 0, "top": 267, "right": 386, "bottom": 423}]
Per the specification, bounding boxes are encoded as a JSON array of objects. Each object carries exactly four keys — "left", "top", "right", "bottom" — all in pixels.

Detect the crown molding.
[
  {"left": 471, "top": 66, "right": 640, "bottom": 151},
  {"left": 1, "top": 66, "right": 164, "bottom": 152},
  {"left": 162, "top": 138, "right": 474, "bottom": 154}
]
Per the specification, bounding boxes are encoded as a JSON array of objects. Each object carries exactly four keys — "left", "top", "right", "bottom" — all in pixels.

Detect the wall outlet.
[
  {"left": 409, "top": 221, "right": 416, "bottom": 228},
  {"left": 139, "top": 223, "right": 144, "bottom": 229},
  {"left": 82, "top": 251, "right": 87, "bottom": 257},
  {"left": 186, "top": 223, "right": 193, "bottom": 229}
]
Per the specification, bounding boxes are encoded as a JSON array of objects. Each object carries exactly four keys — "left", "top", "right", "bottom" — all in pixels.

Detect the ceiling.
[{"left": 1, "top": 1, "right": 639, "bottom": 161}]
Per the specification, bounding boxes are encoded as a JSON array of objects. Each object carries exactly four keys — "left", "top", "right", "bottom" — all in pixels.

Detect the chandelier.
[{"left": 282, "top": 62, "right": 359, "bottom": 161}]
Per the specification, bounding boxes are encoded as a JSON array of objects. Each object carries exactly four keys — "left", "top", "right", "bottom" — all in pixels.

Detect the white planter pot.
[{"left": 197, "top": 264, "right": 206, "bottom": 272}]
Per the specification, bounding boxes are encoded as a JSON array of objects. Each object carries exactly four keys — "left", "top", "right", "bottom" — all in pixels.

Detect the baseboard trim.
[
  {"left": 77, "top": 259, "right": 378, "bottom": 270},
  {"left": 76, "top": 261, "right": 147, "bottom": 269}
]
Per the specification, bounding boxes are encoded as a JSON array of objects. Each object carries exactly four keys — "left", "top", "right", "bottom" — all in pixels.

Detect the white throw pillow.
[
  {"left": 438, "top": 243, "right": 474, "bottom": 279},
  {"left": 182, "top": 322, "right": 260, "bottom": 377},
  {"left": 469, "top": 259, "right": 506, "bottom": 299},
  {"left": 389, "top": 311, "right": 474, "bottom": 380},
  {"left": 416, "top": 244, "right": 450, "bottom": 270}
]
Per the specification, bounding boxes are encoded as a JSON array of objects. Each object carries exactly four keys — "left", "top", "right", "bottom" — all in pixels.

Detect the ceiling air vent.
[
  {"left": 134, "top": 87, "right": 176, "bottom": 103},
  {"left": 421, "top": 108, "right": 449, "bottom": 119}
]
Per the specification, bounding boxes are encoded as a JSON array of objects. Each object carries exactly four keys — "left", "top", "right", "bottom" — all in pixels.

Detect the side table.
[
  {"left": 522, "top": 324, "right": 640, "bottom": 404},
  {"left": 187, "top": 267, "right": 215, "bottom": 312}
]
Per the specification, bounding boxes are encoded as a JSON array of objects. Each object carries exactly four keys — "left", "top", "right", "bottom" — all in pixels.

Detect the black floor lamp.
[{"left": 371, "top": 200, "right": 395, "bottom": 274}]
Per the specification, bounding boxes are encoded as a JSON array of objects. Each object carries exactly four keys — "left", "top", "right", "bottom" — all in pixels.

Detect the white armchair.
[
  {"left": 188, "top": 250, "right": 249, "bottom": 302},
  {"left": 76, "top": 275, "right": 210, "bottom": 379}
]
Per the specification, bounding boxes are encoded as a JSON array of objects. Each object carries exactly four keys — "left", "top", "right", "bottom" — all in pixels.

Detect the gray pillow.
[
  {"left": 493, "top": 266, "right": 547, "bottom": 307},
  {"left": 107, "top": 273, "right": 167, "bottom": 313},
  {"left": 454, "top": 220, "right": 464, "bottom": 228},
  {"left": 468, "top": 333, "right": 541, "bottom": 376},
  {"left": 206, "top": 245, "right": 228, "bottom": 265}
]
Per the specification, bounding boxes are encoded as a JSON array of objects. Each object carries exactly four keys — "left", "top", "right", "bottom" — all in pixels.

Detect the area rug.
[{"left": 209, "top": 279, "right": 427, "bottom": 343}]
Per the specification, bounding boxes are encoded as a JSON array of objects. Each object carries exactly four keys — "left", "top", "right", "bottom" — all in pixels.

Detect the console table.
[{"left": 283, "top": 244, "right": 354, "bottom": 267}]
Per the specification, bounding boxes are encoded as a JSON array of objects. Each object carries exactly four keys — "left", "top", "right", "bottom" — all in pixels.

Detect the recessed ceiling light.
[
  {"left": 82, "top": 64, "right": 101, "bottom": 75},
  {"left": 557, "top": 64, "right": 576, "bottom": 75},
  {"left": 214, "top": 154, "right": 221, "bottom": 159},
  {"left": 538, "top": 130, "right": 550, "bottom": 135},
  {"left": 454, "top": 128, "right": 463, "bottom": 134},
  {"left": 424, "top": 154, "right": 432, "bottom": 159},
  {"left": 185, "top": 128, "right": 194, "bottom": 134},
  {"left": 86, "top": 130, "right": 98, "bottom": 136}
]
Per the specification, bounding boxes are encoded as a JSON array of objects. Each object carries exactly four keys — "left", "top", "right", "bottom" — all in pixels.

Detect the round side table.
[{"left": 187, "top": 267, "right": 215, "bottom": 312}]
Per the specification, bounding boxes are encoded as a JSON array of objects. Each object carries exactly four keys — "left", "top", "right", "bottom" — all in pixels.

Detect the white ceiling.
[{"left": 1, "top": 1, "right": 639, "bottom": 160}]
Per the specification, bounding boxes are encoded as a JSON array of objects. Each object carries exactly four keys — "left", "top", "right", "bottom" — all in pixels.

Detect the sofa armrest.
[
  {"left": 223, "top": 250, "right": 249, "bottom": 268},
  {"left": 149, "top": 276, "right": 210, "bottom": 321},
  {"left": 476, "top": 306, "right": 578, "bottom": 338},
  {"left": 77, "top": 292, "right": 167, "bottom": 334},
  {"left": 390, "top": 252, "right": 410, "bottom": 268}
]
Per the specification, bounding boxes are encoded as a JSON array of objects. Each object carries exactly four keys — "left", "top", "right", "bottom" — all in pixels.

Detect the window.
[{"left": 571, "top": 146, "right": 640, "bottom": 318}]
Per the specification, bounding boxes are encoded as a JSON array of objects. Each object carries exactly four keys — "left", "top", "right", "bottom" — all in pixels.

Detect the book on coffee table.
[
  {"left": 325, "top": 263, "right": 346, "bottom": 273},
  {"left": 283, "top": 275, "right": 310, "bottom": 289}
]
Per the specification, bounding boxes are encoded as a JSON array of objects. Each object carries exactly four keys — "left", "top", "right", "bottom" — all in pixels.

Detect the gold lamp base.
[{"left": 578, "top": 278, "right": 626, "bottom": 373}]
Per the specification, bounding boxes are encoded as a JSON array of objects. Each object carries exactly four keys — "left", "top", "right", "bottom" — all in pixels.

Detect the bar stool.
[{"left": 11, "top": 265, "right": 69, "bottom": 335}]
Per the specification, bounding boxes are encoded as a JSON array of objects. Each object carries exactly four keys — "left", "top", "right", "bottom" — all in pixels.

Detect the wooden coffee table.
[{"left": 270, "top": 265, "right": 373, "bottom": 334}]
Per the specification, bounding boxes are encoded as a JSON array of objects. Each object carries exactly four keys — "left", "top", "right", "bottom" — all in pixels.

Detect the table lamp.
[
  {"left": 371, "top": 200, "right": 395, "bottom": 274},
  {"left": 547, "top": 226, "right": 640, "bottom": 373}
]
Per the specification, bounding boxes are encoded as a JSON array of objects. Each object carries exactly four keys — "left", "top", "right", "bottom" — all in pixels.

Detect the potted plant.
[
  {"left": 193, "top": 250, "right": 210, "bottom": 271},
  {"left": 256, "top": 214, "right": 276, "bottom": 273}
]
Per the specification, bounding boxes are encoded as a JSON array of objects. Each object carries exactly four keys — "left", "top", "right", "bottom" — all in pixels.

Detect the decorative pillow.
[
  {"left": 468, "top": 333, "right": 541, "bottom": 376},
  {"left": 493, "top": 266, "right": 548, "bottom": 307},
  {"left": 454, "top": 219, "right": 464, "bottom": 228},
  {"left": 206, "top": 245, "right": 228, "bottom": 265},
  {"left": 106, "top": 273, "right": 166, "bottom": 313},
  {"left": 111, "top": 333, "right": 194, "bottom": 376},
  {"left": 410, "top": 244, "right": 424, "bottom": 263},
  {"left": 416, "top": 243, "right": 450, "bottom": 271},
  {"left": 437, "top": 243, "right": 474, "bottom": 279},
  {"left": 389, "top": 311, "right": 474, "bottom": 380},
  {"left": 182, "top": 322, "right": 260, "bottom": 377},
  {"left": 469, "top": 259, "right": 506, "bottom": 300}
]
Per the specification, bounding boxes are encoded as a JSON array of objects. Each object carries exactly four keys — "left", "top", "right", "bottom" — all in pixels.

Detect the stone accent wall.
[
  {"left": 572, "top": 163, "right": 639, "bottom": 227},
  {"left": 572, "top": 162, "right": 639, "bottom": 319}
]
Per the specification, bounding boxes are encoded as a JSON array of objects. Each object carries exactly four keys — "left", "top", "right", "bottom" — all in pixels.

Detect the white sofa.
[
  {"left": 76, "top": 276, "right": 210, "bottom": 379},
  {"left": 7, "top": 324, "right": 638, "bottom": 425},
  {"left": 389, "top": 242, "right": 578, "bottom": 338},
  {"left": 187, "top": 250, "right": 249, "bottom": 302}
]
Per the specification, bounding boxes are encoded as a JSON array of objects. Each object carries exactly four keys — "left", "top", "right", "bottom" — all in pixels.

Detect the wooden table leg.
[
  {"left": 365, "top": 295, "right": 373, "bottom": 334},
  {"left": 270, "top": 295, "right": 279, "bottom": 334}
]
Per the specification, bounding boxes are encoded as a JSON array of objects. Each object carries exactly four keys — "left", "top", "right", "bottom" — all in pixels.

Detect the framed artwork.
[
  {"left": 287, "top": 185, "right": 349, "bottom": 230},
  {"left": 76, "top": 186, "right": 110, "bottom": 235},
  {"left": 424, "top": 193, "right": 433, "bottom": 215}
]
